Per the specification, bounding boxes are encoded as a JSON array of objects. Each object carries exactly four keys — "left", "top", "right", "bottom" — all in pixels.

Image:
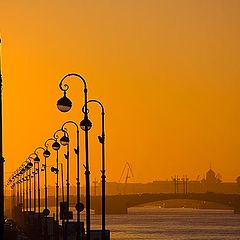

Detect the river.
[{"left": 88, "top": 207, "right": 240, "bottom": 240}]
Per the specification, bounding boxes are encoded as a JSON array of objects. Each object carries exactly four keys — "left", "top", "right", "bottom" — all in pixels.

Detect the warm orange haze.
[{"left": 0, "top": 0, "right": 240, "bottom": 190}]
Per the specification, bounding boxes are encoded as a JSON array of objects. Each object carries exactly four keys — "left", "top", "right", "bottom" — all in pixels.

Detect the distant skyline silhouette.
[{"left": 0, "top": 1, "right": 240, "bottom": 186}]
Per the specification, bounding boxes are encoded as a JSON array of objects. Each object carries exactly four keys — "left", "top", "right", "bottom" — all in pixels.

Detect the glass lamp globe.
[
  {"left": 43, "top": 149, "right": 51, "bottom": 158},
  {"left": 80, "top": 118, "right": 92, "bottom": 131},
  {"left": 57, "top": 92, "right": 72, "bottom": 112},
  {"left": 60, "top": 135, "right": 70, "bottom": 146},
  {"left": 52, "top": 141, "right": 60, "bottom": 151},
  {"left": 34, "top": 156, "right": 40, "bottom": 162},
  {"left": 51, "top": 166, "right": 58, "bottom": 173}
]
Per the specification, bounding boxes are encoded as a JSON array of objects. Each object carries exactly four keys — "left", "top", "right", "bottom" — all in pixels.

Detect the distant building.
[{"left": 204, "top": 168, "right": 222, "bottom": 184}]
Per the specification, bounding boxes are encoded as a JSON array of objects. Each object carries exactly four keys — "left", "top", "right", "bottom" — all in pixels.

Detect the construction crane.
[{"left": 119, "top": 162, "right": 134, "bottom": 184}]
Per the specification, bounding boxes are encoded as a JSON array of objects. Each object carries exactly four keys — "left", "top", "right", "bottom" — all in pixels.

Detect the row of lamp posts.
[{"left": 6, "top": 73, "right": 107, "bottom": 240}]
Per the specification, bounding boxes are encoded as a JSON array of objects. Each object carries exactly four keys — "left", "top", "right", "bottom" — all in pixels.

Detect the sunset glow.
[{"left": 1, "top": 0, "right": 240, "bottom": 188}]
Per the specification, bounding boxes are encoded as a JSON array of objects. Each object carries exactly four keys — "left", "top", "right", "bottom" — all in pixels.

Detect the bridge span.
[
  {"left": 66, "top": 193, "right": 240, "bottom": 214},
  {"left": 45, "top": 192, "right": 240, "bottom": 214}
]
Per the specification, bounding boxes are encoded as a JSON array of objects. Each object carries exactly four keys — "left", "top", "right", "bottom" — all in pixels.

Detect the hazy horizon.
[{"left": 1, "top": 1, "right": 240, "bottom": 188}]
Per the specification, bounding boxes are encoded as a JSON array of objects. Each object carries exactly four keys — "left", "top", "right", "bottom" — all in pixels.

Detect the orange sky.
[{"left": 1, "top": 0, "right": 240, "bottom": 188}]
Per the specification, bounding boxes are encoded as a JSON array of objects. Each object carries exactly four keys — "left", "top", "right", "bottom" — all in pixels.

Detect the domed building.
[{"left": 205, "top": 168, "right": 221, "bottom": 184}]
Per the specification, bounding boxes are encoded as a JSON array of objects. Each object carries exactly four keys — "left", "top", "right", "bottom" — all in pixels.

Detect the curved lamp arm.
[
  {"left": 82, "top": 99, "right": 105, "bottom": 143},
  {"left": 59, "top": 73, "right": 87, "bottom": 92}
]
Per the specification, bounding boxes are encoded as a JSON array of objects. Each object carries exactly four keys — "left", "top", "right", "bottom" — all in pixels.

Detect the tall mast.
[{"left": 0, "top": 38, "right": 5, "bottom": 239}]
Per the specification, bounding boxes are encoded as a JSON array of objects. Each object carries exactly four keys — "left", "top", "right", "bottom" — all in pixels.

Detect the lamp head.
[
  {"left": 57, "top": 91, "right": 72, "bottom": 112},
  {"left": 27, "top": 162, "right": 33, "bottom": 168},
  {"left": 80, "top": 117, "right": 92, "bottom": 131},
  {"left": 43, "top": 208, "right": 50, "bottom": 216},
  {"left": 51, "top": 166, "right": 58, "bottom": 174},
  {"left": 25, "top": 162, "right": 33, "bottom": 169},
  {"left": 34, "top": 156, "right": 40, "bottom": 162},
  {"left": 60, "top": 135, "right": 70, "bottom": 146},
  {"left": 43, "top": 149, "right": 51, "bottom": 158},
  {"left": 52, "top": 141, "right": 60, "bottom": 151}
]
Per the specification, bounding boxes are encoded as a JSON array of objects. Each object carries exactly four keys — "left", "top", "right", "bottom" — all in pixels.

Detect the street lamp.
[
  {"left": 50, "top": 136, "right": 61, "bottom": 240},
  {"left": 57, "top": 73, "right": 92, "bottom": 240},
  {"left": 34, "top": 148, "right": 45, "bottom": 215},
  {"left": 10, "top": 182, "right": 16, "bottom": 217},
  {"left": 24, "top": 160, "right": 33, "bottom": 223},
  {"left": 28, "top": 154, "right": 36, "bottom": 214},
  {"left": 20, "top": 166, "right": 26, "bottom": 212},
  {"left": 15, "top": 172, "right": 21, "bottom": 207},
  {"left": 0, "top": 38, "right": 4, "bottom": 237},
  {"left": 29, "top": 153, "right": 37, "bottom": 214},
  {"left": 54, "top": 128, "right": 70, "bottom": 240},
  {"left": 61, "top": 120, "right": 84, "bottom": 239},
  {"left": 25, "top": 161, "right": 33, "bottom": 212},
  {"left": 83, "top": 99, "right": 106, "bottom": 240},
  {"left": 55, "top": 129, "right": 70, "bottom": 215},
  {"left": 43, "top": 138, "right": 56, "bottom": 240}
]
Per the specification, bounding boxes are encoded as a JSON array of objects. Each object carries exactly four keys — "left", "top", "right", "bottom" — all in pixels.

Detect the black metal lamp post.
[
  {"left": 13, "top": 170, "right": 19, "bottom": 207},
  {"left": 25, "top": 161, "right": 32, "bottom": 213},
  {"left": 11, "top": 182, "right": 16, "bottom": 216},
  {"left": 83, "top": 99, "right": 106, "bottom": 240},
  {"left": 59, "top": 131, "right": 70, "bottom": 219},
  {"left": 15, "top": 172, "right": 20, "bottom": 207},
  {"left": 51, "top": 138, "right": 61, "bottom": 240},
  {"left": 25, "top": 160, "right": 33, "bottom": 223},
  {"left": 55, "top": 129, "right": 70, "bottom": 219},
  {"left": 60, "top": 120, "right": 83, "bottom": 239},
  {"left": 28, "top": 154, "right": 37, "bottom": 214},
  {"left": 54, "top": 128, "right": 70, "bottom": 240},
  {"left": 11, "top": 173, "right": 17, "bottom": 210},
  {"left": 42, "top": 140, "right": 53, "bottom": 240},
  {"left": 0, "top": 38, "right": 4, "bottom": 238},
  {"left": 57, "top": 73, "right": 92, "bottom": 240},
  {"left": 25, "top": 167, "right": 28, "bottom": 213},
  {"left": 20, "top": 167, "right": 26, "bottom": 212},
  {"left": 18, "top": 172, "right": 23, "bottom": 209},
  {"left": 28, "top": 156, "right": 35, "bottom": 213},
  {"left": 34, "top": 147, "right": 46, "bottom": 215},
  {"left": 6, "top": 177, "right": 13, "bottom": 216},
  {"left": 33, "top": 161, "right": 37, "bottom": 213}
]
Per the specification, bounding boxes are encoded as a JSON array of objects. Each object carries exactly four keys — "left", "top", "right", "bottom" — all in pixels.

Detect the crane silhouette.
[{"left": 119, "top": 162, "right": 134, "bottom": 184}]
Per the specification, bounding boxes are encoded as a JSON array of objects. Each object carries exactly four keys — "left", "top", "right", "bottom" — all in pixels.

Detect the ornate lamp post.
[
  {"left": 28, "top": 155, "right": 36, "bottom": 214},
  {"left": 60, "top": 120, "right": 84, "bottom": 239},
  {"left": 20, "top": 166, "right": 25, "bottom": 211},
  {"left": 16, "top": 172, "right": 21, "bottom": 207},
  {"left": 50, "top": 136, "right": 61, "bottom": 240},
  {"left": 11, "top": 182, "right": 16, "bottom": 216},
  {"left": 25, "top": 166, "right": 29, "bottom": 214},
  {"left": 41, "top": 139, "right": 53, "bottom": 240},
  {"left": 0, "top": 38, "right": 4, "bottom": 237},
  {"left": 29, "top": 154, "right": 37, "bottom": 214},
  {"left": 57, "top": 73, "right": 92, "bottom": 240},
  {"left": 54, "top": 128, "right": 70, "bottom": 240},
  {"left": 24, "top": 160, "right": 33, "bottom": 223},
  {"left": 83, "top": 99, "right": 106, "bottom": 240},
  {"left": 25, "top": 161, "right": 32, "bottom": 213},
  {"left": 34, "top": 147, "right": 47, "bottom": 215},
  {"left": 55, "top": 128, "right": 70, "bottom": 219}
]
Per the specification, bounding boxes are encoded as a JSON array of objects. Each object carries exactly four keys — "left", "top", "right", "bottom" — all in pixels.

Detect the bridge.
[
  {"left": 46, "top": 192, "right": 240, "bottom": 214},
  {"left": 93, "top": 193, "right": 240, "bottom": 214}
]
